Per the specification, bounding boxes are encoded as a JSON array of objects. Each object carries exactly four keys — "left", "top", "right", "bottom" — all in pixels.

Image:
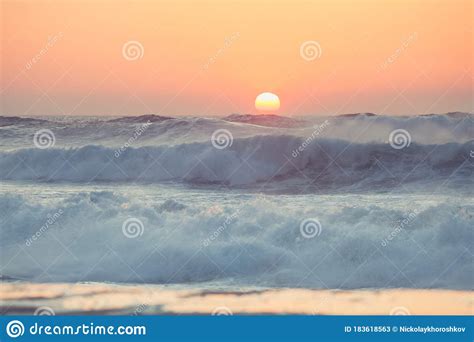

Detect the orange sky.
[{"left": 1, "top": 0, "right": 472, "bottom": 116}]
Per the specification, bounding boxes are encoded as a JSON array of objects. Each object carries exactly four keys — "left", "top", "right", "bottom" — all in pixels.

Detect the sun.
[{"left": 255, "top": 92, "right": 280, "bottom": 112}]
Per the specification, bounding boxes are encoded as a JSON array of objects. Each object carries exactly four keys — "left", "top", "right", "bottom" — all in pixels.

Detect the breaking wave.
[
  {"left": 0, "top": 136, "right": 472, "bottom": 190},
  {"left": 1, "top": 113, "right": 472, "bottom": 290},
  {"left": 0, "top": 190, "right": 472, "bottom": 289}
]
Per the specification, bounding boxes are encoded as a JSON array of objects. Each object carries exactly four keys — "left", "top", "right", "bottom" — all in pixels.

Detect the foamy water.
[{"left": 0, "top": 113, "right": 472, "bottom": 289}]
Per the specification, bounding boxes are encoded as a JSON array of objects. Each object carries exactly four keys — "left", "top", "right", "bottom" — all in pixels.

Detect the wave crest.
[
  {"left": 0, "top": 136, "right": 471, "bottom": 190},
  {"left": 1, "top": 191, "right": 472, "bottom": 289}
]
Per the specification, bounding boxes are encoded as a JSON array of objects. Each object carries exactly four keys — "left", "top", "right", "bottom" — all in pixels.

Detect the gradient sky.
[{"left": 1, "top": 0, "right": 472, "bottom": 116}]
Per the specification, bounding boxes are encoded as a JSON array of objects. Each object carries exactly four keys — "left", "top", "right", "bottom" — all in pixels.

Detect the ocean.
[{"left": 0, "top": 113, "right": 472, "bottom": 290}]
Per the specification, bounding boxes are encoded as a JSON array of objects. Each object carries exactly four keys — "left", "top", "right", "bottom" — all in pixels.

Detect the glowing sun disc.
[{"left": 255, "top": 92, "right": 280, "bottom": 112}]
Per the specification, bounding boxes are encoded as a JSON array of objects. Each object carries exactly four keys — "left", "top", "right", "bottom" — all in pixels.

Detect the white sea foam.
[
  {"left": 0, "top": 113, "right": 472, "bottom": 290},
  {"left": 0, "top": 190, "right": 472, "bottom": 289},
  {"left": 0, "top": 137, "right": 471, "bottom": 190},
  {"left": 0, "top": 113, "right": 472, "bottom": 151}
]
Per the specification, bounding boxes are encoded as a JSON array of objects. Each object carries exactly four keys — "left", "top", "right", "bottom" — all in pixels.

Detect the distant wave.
[
  {"left": 0, "top": 116, "right": 48, "bottom": 127},
  {"left": 223, "top": 114, "right": 306, "bottom": 127},
  {"left": 0, "top": 136, "right": 472, "bottom": 190},
  {"left": 0, "top": 190, "right": 472, "bottom": 288},
  {"left": 1, "top": 112, "right": 471, "bottom": 125},
  {"left": 0, "top": 113, "right": 472, "bottom": 152},
  {"left": 106, "top": 114, "right": 174, "bottom": 123}
]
